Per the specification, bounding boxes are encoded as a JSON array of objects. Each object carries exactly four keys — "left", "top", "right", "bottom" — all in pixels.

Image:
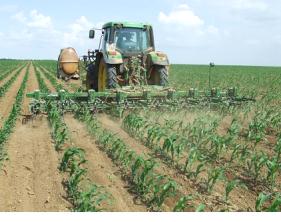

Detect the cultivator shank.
[{"left": 26, "top": 86, "right": 255, "bottom": 114}]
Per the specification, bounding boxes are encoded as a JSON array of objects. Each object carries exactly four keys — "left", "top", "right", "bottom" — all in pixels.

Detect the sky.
[{"left": 0, "top": 0, "right": 281, "bottom": 66}]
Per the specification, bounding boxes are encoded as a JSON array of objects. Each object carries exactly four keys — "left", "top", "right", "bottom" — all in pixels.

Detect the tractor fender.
[
  {"left": 102, "top": 51, "right": 123, "bottom": 65},
  {"left": 147, "top": 51, "right": 169, "bottom": 66}
]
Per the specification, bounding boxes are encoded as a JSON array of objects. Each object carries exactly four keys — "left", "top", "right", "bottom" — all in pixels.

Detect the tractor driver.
[{"left": 116, "top": 32, "right": 136, "bottom": 51}]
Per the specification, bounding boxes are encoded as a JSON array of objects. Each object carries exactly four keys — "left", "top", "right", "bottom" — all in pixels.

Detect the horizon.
[{"left": 1, "top": 58, "right": 280, "bottom": 68}]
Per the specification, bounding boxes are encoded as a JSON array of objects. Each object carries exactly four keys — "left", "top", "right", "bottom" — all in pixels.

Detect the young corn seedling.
[
  {"left": 150, "top": 179, "right": 177, "bottom": 210},
  {"left": 230, "top": 144, "right": 241, "bottom": 163},
  {"left": 246, "top": 152, "right": 268, "bottom": 181},
  {"left": 274, "top": 136, "right": 281, "bottom": 162},
  {"left": 173, "top": 195, "right": 193, "bottom": 212},
  {"left": 224, "top": 179, "right": 247, "bottom": 202},
  {"left": 255, "top": 193, "right": 270, "bottom": 212},
  {"left": 255, "top": 192, "right": 281, "bottom": 212},
  {"left": 206, "top": 167, "right": 225, "bottom": 193},
  {"left": 132, "top": 158, "right": 156, "bottom": 196},
  {"left": 196, "top": 204, "right": 206, "bottom": 212},
  {"left": 74, "top": 184, "right": 110, "bottom": 212},
  {"left": 187, "top": 162, "right": 206, "bottom": 182},
  {"left": 227, "top": 118, "right": 240, "bottom": 139},
  {"left": 59, "top": 147, "right": 86, "bottom": 174},
  {"left": 162, "top": 134, "right": 178, "bottom": 162},
  {"left": 146, "top": 124, "right": 166, "bottom": 149},
  {"left": 266, "top": 194, "right": 281, "bottom": 212},
  {"left": 183, "top": 147, "right": 199, "bottom": 174},
  {"left": 238, "top": 144, "right": 251, "bottom": 163},
  {"left": 266, "top": 158, "right": 280, "bottom": 189},
  {"left": 66, "top": 167, "right": 87, "bottom": 201}
]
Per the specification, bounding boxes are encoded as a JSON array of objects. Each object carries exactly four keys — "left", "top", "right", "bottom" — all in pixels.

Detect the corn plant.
[
  {"left": 131, "top": 158, "right": 157, "bottom": 196},
  {"left": 74, "top": 184, "right": 109, "bottom": 212},
  {"left": 146, "top": 124, "right": 166, "bottom": 149},
  {"left": 65, "top": 167, "right": 87, "bottom": 200},
  {"left": 274, "top": 136, "right": 281, "bottom": 162},
  {"left": 206, "top": 167, "right": 225, "bottom": 193},
  {"left": 60, "top": 145, "right": 110, "bottom": 211},
  {"left": 196, "top": 204, "right": 206, "bottom": 212},
  {"left": 46, "top": 102, "right": 68, "bottom": 151},
  {"left": 187, "top": 162, "right": 206, "bottom": 182},
  {"left": 59, "top": 147, "right": 86, "bottom": 174},
  {"left": 183, "top": 147, "right": 199, "bottom": 174},
  {"left": 173, "top": 195, "right": 193, "bottom": 212},
  {"left": 150, "top": 179, "right": 177, "bottom": 209},
  {"left": 265, "top": 158, "right": 280, "bottom": 189},
  {"left": 246, "top": 152, "right": 268, "bottom": 181},
  {"left": 255, "top": 192, "right": 281, "bottom": 212},
  {"left": 224, "top": 179, "right": 247, "bottom": 202}
]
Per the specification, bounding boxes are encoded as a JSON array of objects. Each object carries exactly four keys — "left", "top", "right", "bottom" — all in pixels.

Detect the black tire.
[
  {"left": 57, "top": 62, "right": 61, "bottom": 79},
  {"left": 157, "top": 66, "right": 169, "bottom": 86},
  {"left": 86, "top": 63, "right": 98, "bottom": 91},
  {"left": 107, "top": 64, "right": 117, "bottom": 89}
]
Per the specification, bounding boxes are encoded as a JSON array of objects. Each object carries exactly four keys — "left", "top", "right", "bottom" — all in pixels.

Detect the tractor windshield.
[{"left": 114, "top": 28, "right": 152, "bottom": 54}]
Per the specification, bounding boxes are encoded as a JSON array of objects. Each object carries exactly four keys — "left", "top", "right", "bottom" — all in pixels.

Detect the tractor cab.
[{"left": 112, "top": 26, "right": 154, "bottom": 56}]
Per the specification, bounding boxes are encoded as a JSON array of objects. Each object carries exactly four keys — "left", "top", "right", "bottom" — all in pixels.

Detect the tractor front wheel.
[{"left": 107, "top": 65, "right": 118, "bottom": 89}]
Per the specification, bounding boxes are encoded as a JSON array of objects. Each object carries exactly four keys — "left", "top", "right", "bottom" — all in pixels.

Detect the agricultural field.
[{"left": 0, "top": 59, "right": 280, "bottom": 212}]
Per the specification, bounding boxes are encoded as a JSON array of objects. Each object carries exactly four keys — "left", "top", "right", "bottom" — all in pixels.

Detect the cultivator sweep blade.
[{"left": 26, "top": 86, "right": 255, "bottom": 114}]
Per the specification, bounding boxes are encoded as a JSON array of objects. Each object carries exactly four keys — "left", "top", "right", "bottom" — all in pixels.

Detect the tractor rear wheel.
[
  {"left": 158, "top": 66, "right": 169, "bottom": 86},
  {"left": 150, "top": 66, "right": 168, "bottom": 86},
  {"left": 107, "top": 65, "right": 118, "bottom": 89}
]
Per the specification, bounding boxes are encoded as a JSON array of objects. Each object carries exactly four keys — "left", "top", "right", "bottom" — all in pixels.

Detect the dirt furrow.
[
  {"left": 0, "top": 65, "right": 23, "bottom": 87},
  {"left": 63, "top": 114, "right": 147, "bottom": 212},
  {"left": 0, "top": 116, "right": 69, "bottom": 211},
  {"left": 35, "top": 66, "right": 57, "bottom": 92},
  {"left": 21, "top": 63, "right": 39, "bottom": 115},
  {"left": 0, "top": 66, "right": 27, "bottom": 128}
]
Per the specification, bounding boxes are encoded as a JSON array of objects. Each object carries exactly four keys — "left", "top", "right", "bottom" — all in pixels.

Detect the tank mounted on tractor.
[
  {"left": 57, "top": 47, "right": 80, "bottom": 80},
  {"left": 27, "top": 21, "right": 255, "bottom": 115}
]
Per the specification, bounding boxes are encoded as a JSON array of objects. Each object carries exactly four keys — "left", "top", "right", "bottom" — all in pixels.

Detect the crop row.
[
  {"left": 74, "top": 107, "right": 205, "bottom": 211},
  {"left": 34, "top": 68, "right": 110, "bottom": 211},
  {"left": 47, "top": 103, "right": 109, "bottom": 211},
  {"left": 34, "top": 66, "right": 50, "bottom": 93},
  {"left": 0, "top": 64, "right": 23, "bottom": 82},
  {"left": 122, "top": 112, "right": 281, "bottom": 211},
  {"left": 0, "top": 60, "right": 22, "bottom": 77},
  {"left": 0, "top": 64, "right": 29, "bottom": 162},
  {"left": 36, "top": 65, "right": 67, "bottom": 92},
  {"left": 0, "top": 65, "right": 26, "bottom": 98}
]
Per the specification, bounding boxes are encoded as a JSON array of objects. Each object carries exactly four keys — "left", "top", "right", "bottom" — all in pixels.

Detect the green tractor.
[
  {"left": 26, "top": 21, "right": 255, "bottom": 115},
  {"left": 84, "top": 21, "right": 169, "bottom": 92}
]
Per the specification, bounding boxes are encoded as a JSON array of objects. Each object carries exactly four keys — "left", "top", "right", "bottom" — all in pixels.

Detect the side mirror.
[{"left": 89, "top": 29, "right": 95, "bottom": 39}]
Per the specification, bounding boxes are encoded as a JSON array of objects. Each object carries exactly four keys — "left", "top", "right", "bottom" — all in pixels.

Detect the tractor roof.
[{"left": 102, "top": 21, "right": 152, "bottom": 29}]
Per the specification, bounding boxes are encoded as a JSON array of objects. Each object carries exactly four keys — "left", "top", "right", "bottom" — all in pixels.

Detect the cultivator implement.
[{"left": 26, "top": 86, "right": 255, "bottom": 114}]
